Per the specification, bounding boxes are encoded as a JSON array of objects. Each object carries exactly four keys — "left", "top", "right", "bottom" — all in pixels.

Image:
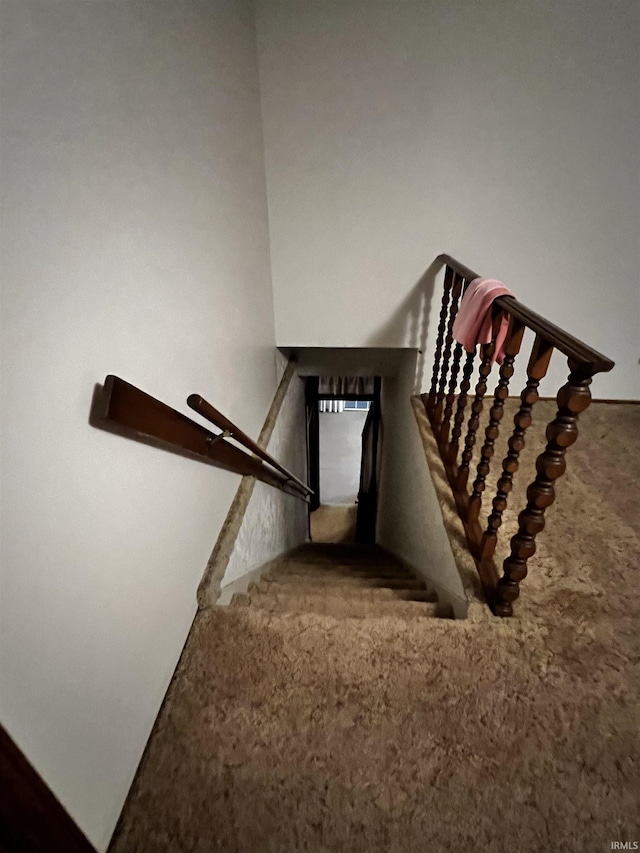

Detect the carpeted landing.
[
  {"left": 110, "top": 406, "right": 640, "bottom": 853},
  {"left": 108, "top": 543, "right": 456, "bottom": 853},
  {"left": 309, "top": 503, "right": 357, "bottom": 543}
]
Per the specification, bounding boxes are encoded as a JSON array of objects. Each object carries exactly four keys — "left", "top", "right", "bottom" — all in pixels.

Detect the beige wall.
[
  {"left": 0, "top": 2, "right": 275, "bottom": 849},
  {"left": 223, "top": 373, "right": 309, "bottom": 588},
  {"left": 319, "top": 409, "right": 368, "bottom": 504},
  {"left": 377, "top": 352, "right": 468, "bottom": 616},
  {"left": 1, "top": 2, "right": 637, "bottom": 848},
  {"left": 256, "top": 0, "right": 639, "bottom": 400}
]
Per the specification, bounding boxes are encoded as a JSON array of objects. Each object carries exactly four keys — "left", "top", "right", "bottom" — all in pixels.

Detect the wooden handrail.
[
  {"left": 187, "top": 394, "right": 312, "bottom": 495},
  {"left": 95, "top": 376, "right": 309, "bottom": 502},
  {"left": 438, "top": 254, "right": 614, "bottom": 374},
  {"left": 425, "top": 255, "right": 615, "bottom": 617}
]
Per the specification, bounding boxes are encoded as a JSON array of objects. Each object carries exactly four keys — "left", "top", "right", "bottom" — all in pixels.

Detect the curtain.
[{"left": 318, "top": 376, "right": 374, "bottom": 397}]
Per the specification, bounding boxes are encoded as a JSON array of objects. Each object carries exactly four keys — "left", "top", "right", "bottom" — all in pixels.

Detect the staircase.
[
  {"left": 229, "top": 542, "right": 450, "bottom": 619},
  {"left": 109, "top": 541, "right": 452, "bottom": 853}
]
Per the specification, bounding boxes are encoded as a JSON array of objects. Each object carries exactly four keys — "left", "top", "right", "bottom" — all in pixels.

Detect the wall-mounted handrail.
[
  {"left": 96, "top": 375, "right": 310, "bottom": 502},
  {"left": 187, "top": 394, "right": 312, "bottom": 495},
  {"left": 425, "top": 255, "right": 615, "bottom": 617}
]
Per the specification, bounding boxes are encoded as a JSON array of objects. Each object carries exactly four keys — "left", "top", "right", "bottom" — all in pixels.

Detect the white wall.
[
  {"left": 319, "top": 409, "right": 367, "bottom": 504},
  {"left": 377, "top": 352, "right": 468, "bottom": 616},
  {"left": 0, "top": 2, "right": 275, "bottom": 849},
  {"left": 256, "top": 0, "right": 639, "bottom": 399},
  {"left": 222, "top": 373, "right": 309, "bottom": 587}
]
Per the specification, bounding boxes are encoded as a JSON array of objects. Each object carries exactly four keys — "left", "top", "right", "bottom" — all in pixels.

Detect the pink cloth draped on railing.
[{"left": 452, "top": 277, "right": 514, "bottom": 364}]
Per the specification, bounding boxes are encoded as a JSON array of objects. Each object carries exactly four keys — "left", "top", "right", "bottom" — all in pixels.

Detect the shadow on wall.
[{"left": 364, "top": 258, "right": 442, "bottom": 394}]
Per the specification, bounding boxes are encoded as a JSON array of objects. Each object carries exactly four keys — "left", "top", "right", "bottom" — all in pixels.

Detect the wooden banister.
[
  {"left": 425, "top": 255, "right": 615, "bottom": 616},
  {"left": 95, "top": 376, "right": 310, "bottom": 502},
  {"left": 437, "top": 254, "right": 615, "bottom": 374},
  {"left": 187, "top": 394, "right": 311, "bottom": 495}
]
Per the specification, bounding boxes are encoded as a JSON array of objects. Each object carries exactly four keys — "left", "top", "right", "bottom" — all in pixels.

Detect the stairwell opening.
[
  {"left": 282, "top": 346, "right": 470, "bottom": 618},
  {"left": 305, "top": 375, "right": 381, "bottom": 545}
]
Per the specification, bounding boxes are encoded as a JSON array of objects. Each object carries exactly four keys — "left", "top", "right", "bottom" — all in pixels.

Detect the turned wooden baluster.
[
  {"left": 467, "top": 317, "right": 525, "bottom": 523},
  {"left": 495, "top": 358, "right": 594, "bottom": 617},
  {"left": 433, "top": 272, "right": 463, "bottom": 431},
  {"left": 441, "top": 340, "right": 465, "bottom": 448},
  {"left": 456, "top": 315, "right": 500, "bottom": 493},
  {"left": 427, "top": 266, "right": 454, "bottom": 413},
  {"left": 448, "top": 349, "right": 476, "bottom": 465},
  {"left": 480, "top": 334, "right": 554, "bottom": 561}
]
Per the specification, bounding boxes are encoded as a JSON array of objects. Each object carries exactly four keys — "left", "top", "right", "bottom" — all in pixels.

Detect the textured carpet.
[
  {"left": 309, "top": 504, "right": 357, "bottom": 543},
  {"left": 109, "top": 402, "right": 640, "bottom": 853},
  {"left": 227, "top": 543, "right": 448, "bottom": 619}
]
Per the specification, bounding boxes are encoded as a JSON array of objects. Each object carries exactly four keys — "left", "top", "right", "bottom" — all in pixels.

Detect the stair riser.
[
  {"left": 263, "top": 575, "right": 426, "bottom": 590},
  {"left": 248, "top": 583, "right": 436, "bottom": 602},
  {"left": 227, "top": 542, "right": 445, "bottom": 619},
  {"left": 233, "top": 590, "right": 438, "bottom": 616},
  {"left": 234, "top": 597, "right": 437, "bottom": 619}
]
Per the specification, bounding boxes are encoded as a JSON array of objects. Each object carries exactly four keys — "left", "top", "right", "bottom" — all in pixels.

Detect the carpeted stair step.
[
  {"left": 281, "top": 543, "right": 396, "bottom": 567},
  {"left": 288, "top": 542, "right": 379, "bottom": 558},
  {"left": 224, "top": 541, "right": 445, "bottom": 619},
  {"left": 230, "top": 589, "right": 440, "bottom": 618},
  {"left": 268, "top": 558, "right": 419, "bottom": 577},
  {"left": 256, "top": 574, "right": 429, "bottom": 591},
  {"left": 247, "top": 578, "right": 437, "bottom": 602},
  {"left": 267, "top": 563, "right": 417, "bottom": 580}
]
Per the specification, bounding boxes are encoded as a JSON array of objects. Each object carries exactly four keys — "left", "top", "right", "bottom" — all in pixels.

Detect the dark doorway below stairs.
[{"left": 305, "top": 376, "right": 381, "bottom": 545}]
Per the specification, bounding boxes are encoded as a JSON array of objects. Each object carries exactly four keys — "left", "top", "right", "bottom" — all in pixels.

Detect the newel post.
[{"left": 495, "top": 358, "right": 594, "bottom": 617}]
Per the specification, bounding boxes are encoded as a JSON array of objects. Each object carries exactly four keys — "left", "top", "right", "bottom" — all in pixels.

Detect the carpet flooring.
[
  {"left": 309, "top": 504, "right": 357, "bottom": 544},
  {"left": 109, "top": 402, "right": 640, "bottom": 853}
]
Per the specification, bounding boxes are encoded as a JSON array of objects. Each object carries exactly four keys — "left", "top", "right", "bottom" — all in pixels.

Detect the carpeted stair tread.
[
  {"left": 228, "top": 542, "right": 438, "bottom": 619},
  {"left": 289, "top": 541, "right": 380, "bottom": 557},
  {"left": 271, "top": 547, "right": 420, "bottom": 576},
  {"left": 283, "top": 558, "right": 403, "bottom": 571},
  {"left": 230, "top": 589, "right": 440, "bottom": 618},
  {"left": 262, "top": 572, "right": 427, "bottom": 589},
  {"left": 276, "top": 560, "right": 406, "bottom": 576},
  {"left": 247, "top": 578, "right": 437, "bottom": 601},
  {"left": 282, "top": 543, "right": 401, "bottom": 567},
  {"left": 109, "top": 403, "right": 640, "bottom": 853}
]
